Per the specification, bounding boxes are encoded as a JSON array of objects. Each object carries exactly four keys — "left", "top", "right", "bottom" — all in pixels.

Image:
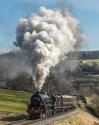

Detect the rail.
[{"left": 0, "top": 108, "right": 79, "bottom": 125}]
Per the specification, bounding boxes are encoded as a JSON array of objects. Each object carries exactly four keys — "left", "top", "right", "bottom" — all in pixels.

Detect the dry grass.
[{"left": 49, "top": 111, "right": 99, "bottom": 125}]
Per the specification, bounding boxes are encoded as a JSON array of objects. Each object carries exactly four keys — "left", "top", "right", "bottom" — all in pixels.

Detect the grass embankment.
[
  {"left": 0, "top": 88, "right": 31, "bottom": 113},
  {"left": 86, "top": 96, "right": 99, "bottom": 118},
  {"left": 49, "top": 110, "right": 99, "bottom": 125}
]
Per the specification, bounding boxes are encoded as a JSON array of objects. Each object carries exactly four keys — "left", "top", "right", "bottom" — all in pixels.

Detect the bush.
[{"left": 87, "top": 95, "right": 99, "bottom": 117}]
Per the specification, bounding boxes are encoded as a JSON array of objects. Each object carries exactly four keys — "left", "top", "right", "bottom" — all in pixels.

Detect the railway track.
[{"left": 0, "top": 108, "right": 79, "bottom": 125}]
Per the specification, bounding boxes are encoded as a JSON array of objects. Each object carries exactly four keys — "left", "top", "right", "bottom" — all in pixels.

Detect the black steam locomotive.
[{"left": 27, "top": 92, "right": 77, "bottom": 119}]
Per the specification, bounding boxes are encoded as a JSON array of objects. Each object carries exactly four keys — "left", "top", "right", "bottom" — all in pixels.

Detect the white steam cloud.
[{"left": 15, "top": 7, "right": 85, "bottom": 91}]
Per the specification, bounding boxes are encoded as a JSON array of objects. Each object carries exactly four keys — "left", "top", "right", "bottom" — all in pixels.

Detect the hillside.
[
  {"left": 0, "top": 88, "right": 31, "bottom": 113},
  {"left": 0, "top": 50, "right": 99, "bottom": 93},
  {"left": 49, "top": 110, "right": 99, "bottom": 125}
]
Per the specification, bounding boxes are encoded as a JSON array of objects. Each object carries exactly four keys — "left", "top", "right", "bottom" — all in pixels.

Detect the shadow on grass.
[{"left": 1, "top": 114, "right": 27, "bottom": 122}]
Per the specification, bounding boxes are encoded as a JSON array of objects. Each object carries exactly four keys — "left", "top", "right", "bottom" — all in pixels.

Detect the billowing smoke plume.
[{"left": 15, "top": 7, "right": 85, "bottom": 91}]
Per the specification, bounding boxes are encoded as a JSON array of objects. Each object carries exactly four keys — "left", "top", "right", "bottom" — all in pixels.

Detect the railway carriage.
[{"left": 61, "top": 95, "right": 77, "bottom": 111}]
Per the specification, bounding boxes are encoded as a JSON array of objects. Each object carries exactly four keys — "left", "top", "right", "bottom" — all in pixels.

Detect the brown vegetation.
[{"left": 49, "top": 110, "right": 99, "bottom": 125}]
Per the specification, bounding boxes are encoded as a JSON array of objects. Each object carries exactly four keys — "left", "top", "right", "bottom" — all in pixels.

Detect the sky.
[{"left": 0, "top": 0, "right": 99, "bottom": 51}]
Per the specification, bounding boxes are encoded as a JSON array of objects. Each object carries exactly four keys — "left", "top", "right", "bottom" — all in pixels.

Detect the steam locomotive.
[{"left": 27, "top": 92, "right": 77, "bottom": 119}]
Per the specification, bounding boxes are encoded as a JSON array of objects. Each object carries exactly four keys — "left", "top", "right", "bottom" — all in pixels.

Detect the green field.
[
  {"left": 81, "top": 59, "right": 99, "bottom": 65},
  {"left": 0, "top": 88, "right": 32, "bottom": 113}
]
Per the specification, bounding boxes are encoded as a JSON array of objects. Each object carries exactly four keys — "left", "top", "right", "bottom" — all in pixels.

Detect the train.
[{"left": 27, "top": 92, "right": 77, "bottom": 119}]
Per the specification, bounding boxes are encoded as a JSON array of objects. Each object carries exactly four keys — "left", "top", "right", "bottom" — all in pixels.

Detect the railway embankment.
[
  {"left": 49, "top": 110, "right": 99, "bottom": 125},
  {"left": 0, "top": 109, "right": 98, "bottom": 125}
]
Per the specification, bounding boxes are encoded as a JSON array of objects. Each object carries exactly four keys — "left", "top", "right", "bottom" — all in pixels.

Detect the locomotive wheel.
[
  {"left": 40, "top": 112, "right": 43, "bottom": 119},
  {"left": 29, "top": 114, "right": 32, "bottom": 120},
  {"left": 40, "top": 112, "right": 47, "bottom": 119},
  {"left": 46, "top": 110, "right": 52, "bottom": 117},
  {"left": 45, "top": 110, "right": 50, "bottom": 118},
  {"left": 49, "top": 111, "right": 52, "bottom": 117},
  {"left": 52, "top": 110, "right": 56, "bottom": 116}
]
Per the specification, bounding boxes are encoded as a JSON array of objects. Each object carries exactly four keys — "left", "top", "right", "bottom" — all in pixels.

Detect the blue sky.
[{"left": 0, "top": 0, "right": 99, "bottom": 50}]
